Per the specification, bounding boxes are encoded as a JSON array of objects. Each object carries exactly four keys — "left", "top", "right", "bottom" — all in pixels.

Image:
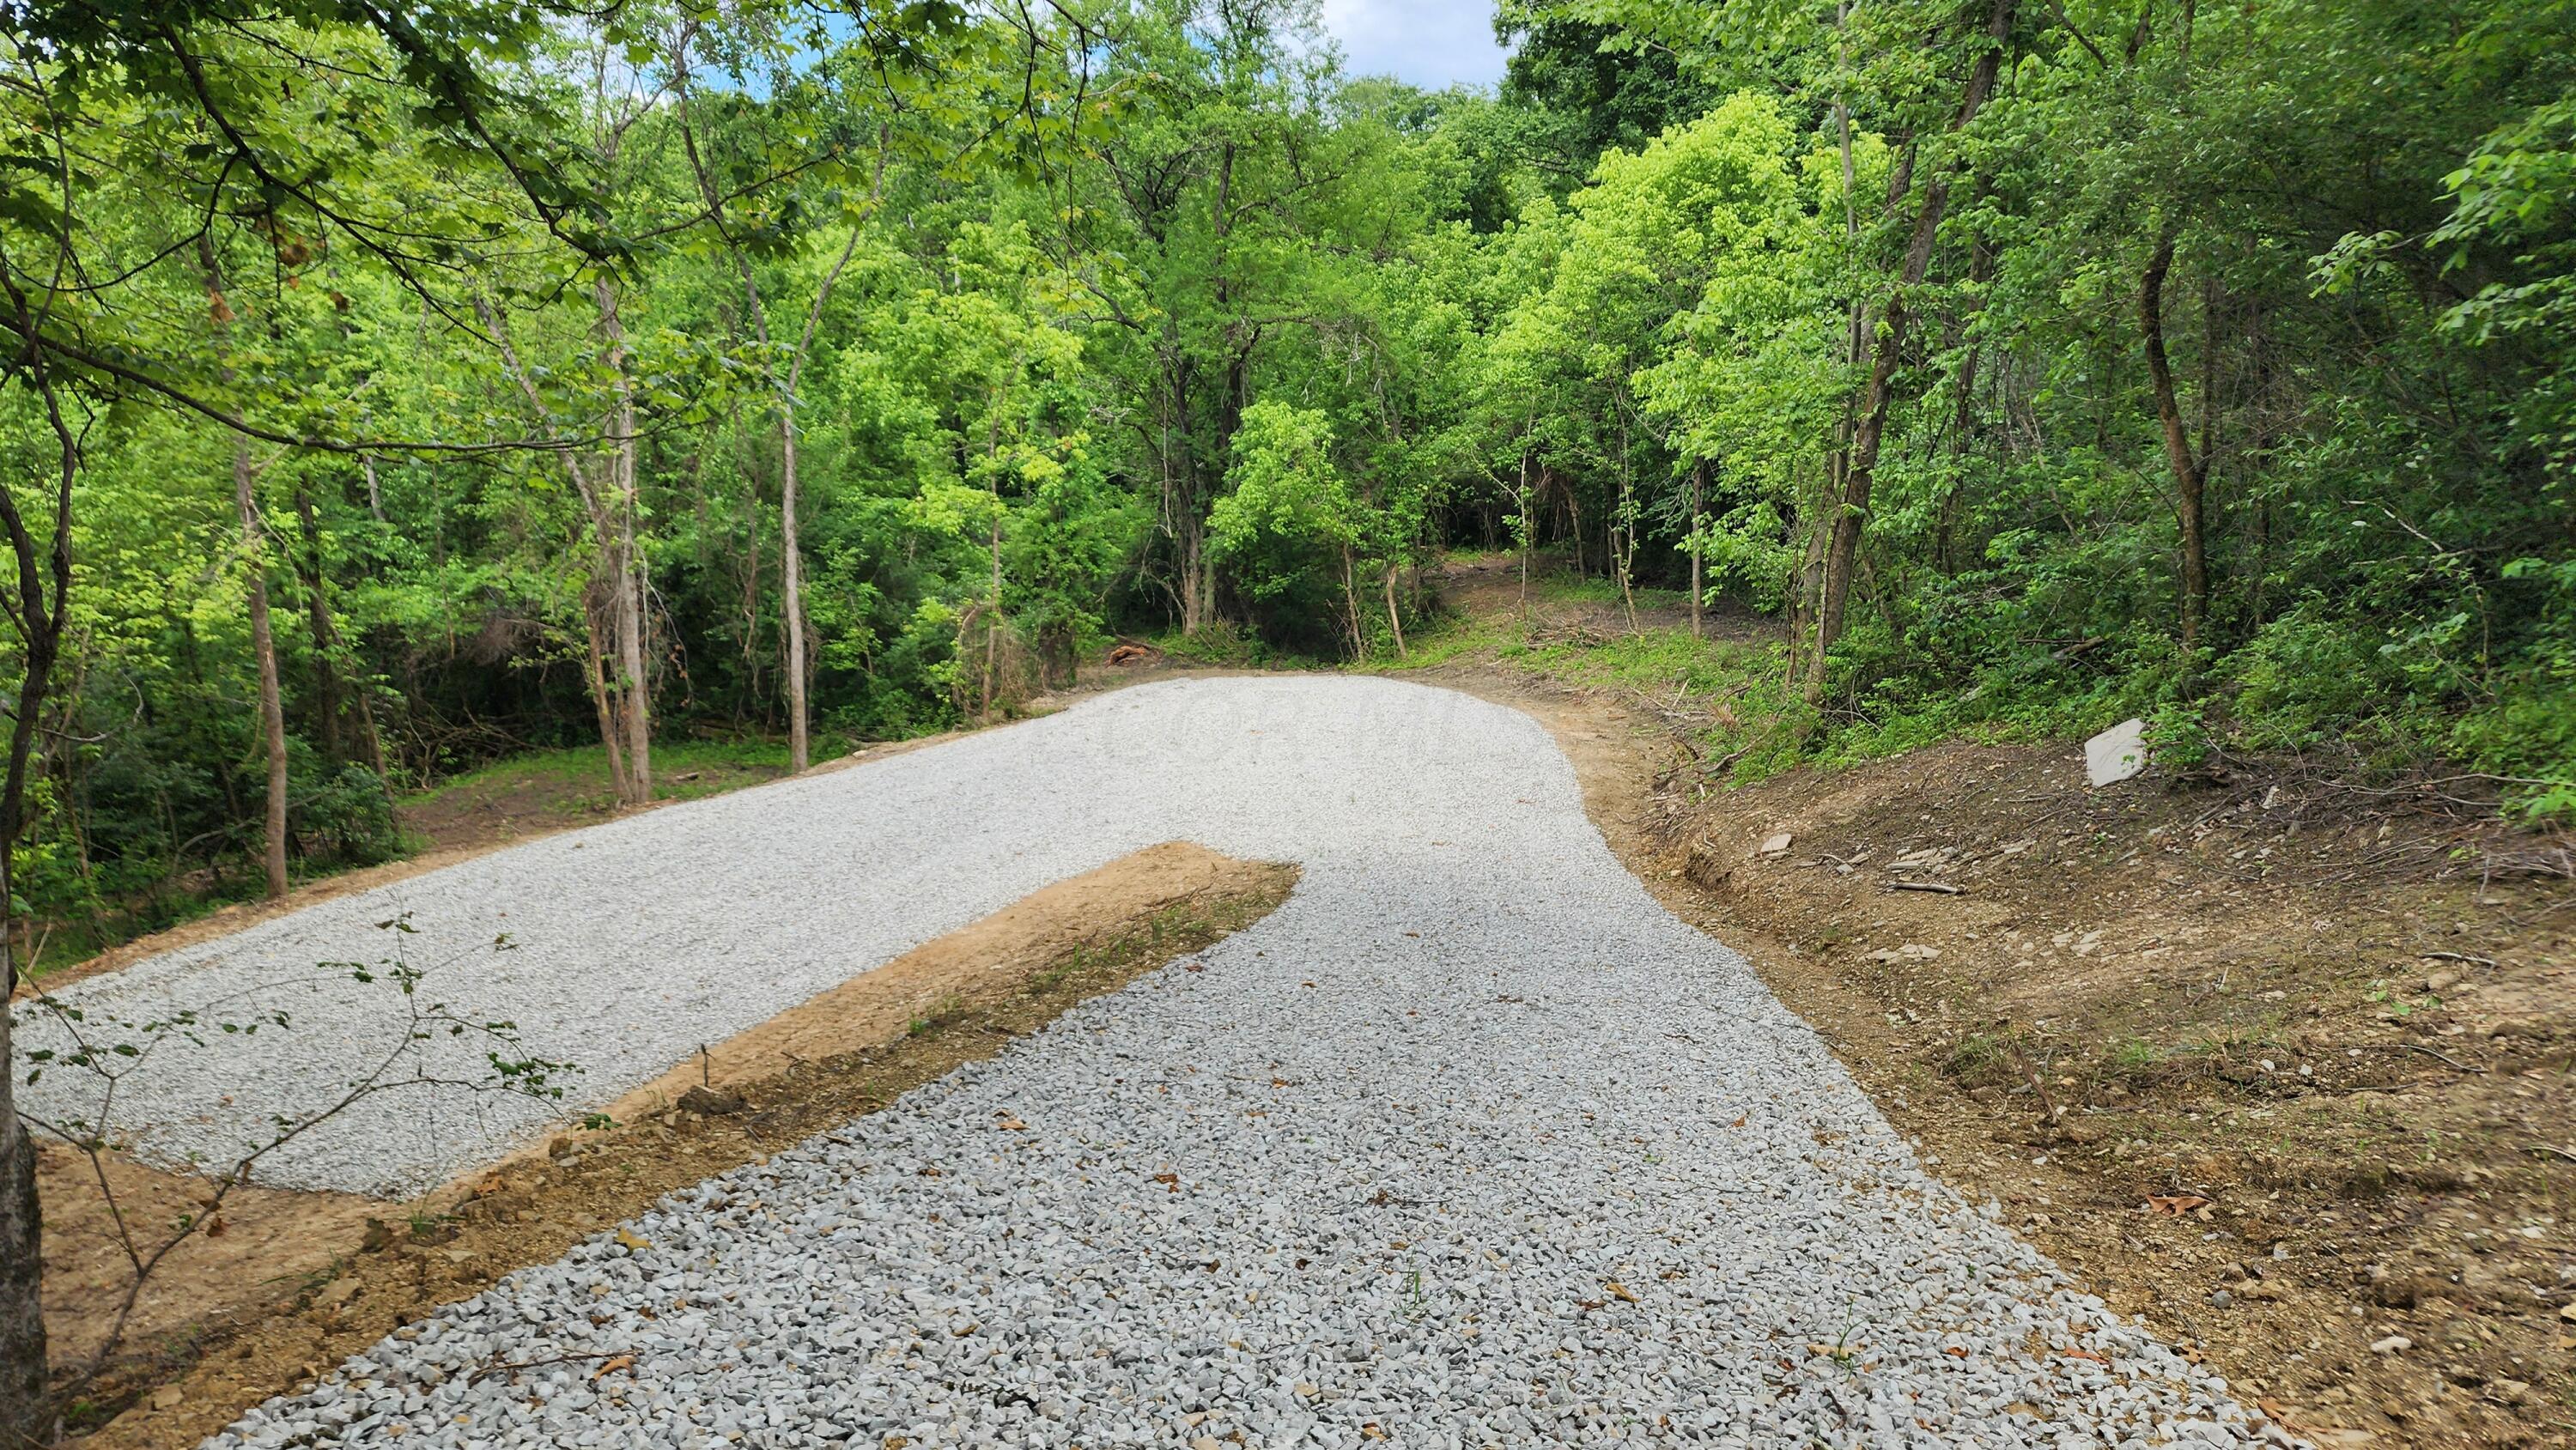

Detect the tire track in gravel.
[{"left": 36, "top": 676, "right": 2288, "bottom": 1447}]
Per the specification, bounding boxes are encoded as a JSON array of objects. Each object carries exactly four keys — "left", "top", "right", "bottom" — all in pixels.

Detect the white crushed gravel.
[{"left": 31, "top": 676, "right": 2286, "bottom": 1447}]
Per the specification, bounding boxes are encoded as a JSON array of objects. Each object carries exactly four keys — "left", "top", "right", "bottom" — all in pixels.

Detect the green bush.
[
  {"left": 297, "top": 762, "right": 408, "bottom": 867},
  {"left": 2228, "top": 611, "right": 2408, "bottom": 750}
]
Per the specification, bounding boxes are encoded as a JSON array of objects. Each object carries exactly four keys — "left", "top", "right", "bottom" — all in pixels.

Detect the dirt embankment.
[
  {"left": 54, "top": 843, "right": 1297, "bottom": 1445},
  {"left": 1416, "top": 571, "right": 2573, "bottom": 1450}
]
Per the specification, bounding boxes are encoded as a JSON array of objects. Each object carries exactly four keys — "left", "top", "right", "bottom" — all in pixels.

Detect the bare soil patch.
[
  {"left": 37, "top": 1153, "right": 380, "bottom": 1374},
  {"left": 1416, "top": 567, "right": 2576, "bottom": 1450},
  {"left": 53, "top": 844, "right": 1297, "bottom": 1445}
]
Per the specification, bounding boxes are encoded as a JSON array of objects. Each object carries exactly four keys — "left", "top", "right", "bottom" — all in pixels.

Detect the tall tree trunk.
[
  {"left": 472, "top": 286, "right": 643, "bottom": 803},
  {"left": 200, "top": 238, "right": 289, "bottom": 889},
  {"left": 2140, "top": 231, "right": 2210, "bottom": 653},
  {"left": 673, "top": 58, "right": 877, "bottom": 774},
  {"left": 1933, "top": 214, "right": 1996, "bottom": 577},
  {"left": 1163, "top": 348, "right": 1216, "bottom": 636},
  {"left": 1612, "top": 416, "right": 1640, "bottom": 632},
  {"left": 0, "top": 366, "right": 73, "bottom": 1447},
  {"left": 0, "top": 730, "right": 48, "bottom": 1447},
  {"left": 983, "top": 513, "right": 1005, "bottom": 719},
  {"left": 1382, "top": 564, "right": 1407, "bottom": 658},
  {"left": 1195, "top": 536, "right": 1218, "bottom": 636},
  {"left": 351, "top": 680, "right": 386, "bottom": 779},
  {"left": 582, "top": 598, "right": 628, "bottom": 798},
  {"left": 1687, "top": 460, "right": 1707, "bottom": 640},
  {"left": 596, "top": 275, "right": 652, "bottom": 805},
  {"left": 740, "top": 471, "right": 765, "bottom": 722},
  {"left": 1177, "top": 524, "right": 1206, "bottom": 634},
  {"left": 0, "top": 1008, "right": 41, "bottom": 1447},
  {"left": 294, "top": 489, "right": 344, "bottom": 768},
  {"left": 237, "top": 446, "right": 289, "bottom": 898},
  {"left": 1516, "top": 446, "right": 1534, "bottom": 615},
  {"left": 780, "top": 411, "right": 810, "bottom": 768},
  {"left": 1340, "top": 546, "right": 1365, "bottom": 658},
  {"left": 1807, "top": 0, "right": 2020, "bottom": 701}
]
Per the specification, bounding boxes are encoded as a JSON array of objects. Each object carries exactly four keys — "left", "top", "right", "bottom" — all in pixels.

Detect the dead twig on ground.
[
  {"left": 2010, "top": 1041, "right": 2063, "bottom": 1124},
  {"left": 2397, "top": 1042, "right": 2488, "bottom": 1074}
]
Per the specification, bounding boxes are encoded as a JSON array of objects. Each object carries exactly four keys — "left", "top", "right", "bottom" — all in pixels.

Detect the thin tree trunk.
[
  {"left": 1196, "top": 543, "right": 1217, "bottom": 634},
  {"left": 295, "top": 490, "right": 344, "bottom": 767},
  {"left": 1558, "top": 468, "right": 1583, "bottom": 579},
  {"left": 0, "top": 772, "right": 46, "bottom": 1448},
  {"left": 740, "top": 476, "right": 764, "bottom": 725},
  {"left": 1516, "top": 446, "right": 1533, "bottom": 616},
  {"left": 472, "top": 288, "right": 641, "bottom": 802},
  {"left": 1934, "top": 215, "right": 1996, "bottom": 577},
  {"left": 237, "top": 446, "right": 289, "bottom": 898},
  {"left": 1340, "top": 546, "right": 1365, "bottom": 658},
  {"left": 984, "top": 514, "right": 1004, "bottom": 719},
  {"left": 1177, "top": 525, "right": 1205, "bottom": 634},
  {"left": 1807, "top": 0, "right": 2020, "bottom": 700},
  {"left": 0, "top": 366, "right": 73, "bottom": 1447},
  {"left": 1688, "top": 460, "right": 1706, "bottom": 639},
  {"left": 0, "top": 1007, "right": 40, "bottom": 1448},
  {"left": 2140, "top": 231, "right": 2210, "bottom": 653},
  {"left": 352, "top": 683, "right": 386, "bottom": 779},
  {"left": 1382, "top": 564, "right": 1407, "bottom": 658},
  {"left": 1613, "top": 416, "right": 1640, "bottom": 632},
  {"left": 780, "top": 413, "right": 810, "bottom": 767},
  {"left": 674, "top": 64, "right": 879, "bottom": 770}
]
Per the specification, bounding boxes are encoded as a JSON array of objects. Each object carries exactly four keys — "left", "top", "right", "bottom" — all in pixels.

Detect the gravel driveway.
[{"left": 38, "top": 676, "right": 2282, "bottom": 1446}]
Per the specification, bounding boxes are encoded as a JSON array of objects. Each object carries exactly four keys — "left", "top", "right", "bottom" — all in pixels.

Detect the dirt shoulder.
[
  {"left": 59, "top": 844, "right": 1297, "bottom": 1443},
  {"left": 1409, "top": 569, "right": 2574, "bottom": 1450}
]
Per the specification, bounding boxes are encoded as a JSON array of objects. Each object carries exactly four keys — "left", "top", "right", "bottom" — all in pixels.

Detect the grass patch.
[{"left": 1372, "top": 560, "right": 2162, "bottom": 792}]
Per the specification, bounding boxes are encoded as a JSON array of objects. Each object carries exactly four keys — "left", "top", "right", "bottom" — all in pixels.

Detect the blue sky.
[{"left": 1321, "top": 0, "right": 1513, "bottom": 89}]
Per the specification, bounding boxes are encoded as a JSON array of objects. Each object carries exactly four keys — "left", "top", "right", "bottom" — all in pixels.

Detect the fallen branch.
[
  {"left": 2522, "top": 1144, "right": 2576, "bottom": 1164},
  {"left": 2398, "top": 1042, "right": 2488, "bottom": 1074},
  {"left": 1699, "top": 743, "right": 1752, "bottom": 778},
  {"left": 2010, "top": 1041, "right": 2063, "bottom": 1124},
  {"left": 1886, "top": 881, "right": 1965, "bottom": 895}
]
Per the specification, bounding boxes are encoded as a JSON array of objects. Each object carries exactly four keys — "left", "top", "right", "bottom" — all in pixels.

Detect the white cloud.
[{"left": 1321, "top": 0, "right": 1510, "bottom": 89}]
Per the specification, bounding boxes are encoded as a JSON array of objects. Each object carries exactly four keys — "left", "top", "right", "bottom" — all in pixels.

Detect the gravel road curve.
[{"left": 37, "top": 676, "right": 2285, "bottom": 1447}]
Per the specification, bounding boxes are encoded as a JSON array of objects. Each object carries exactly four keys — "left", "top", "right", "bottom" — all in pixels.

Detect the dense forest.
[
  {"left": 0, "top": 0, "right": 2568, "bottom": 967},
  {"left": 0, "top": 0, "right": 2571, "bottom": 1434}
]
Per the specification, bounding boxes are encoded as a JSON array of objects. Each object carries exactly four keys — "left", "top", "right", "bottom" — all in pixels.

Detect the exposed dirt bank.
[{"left": 1411, "top": 562, "right": 2574, "bottom": 1450}]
